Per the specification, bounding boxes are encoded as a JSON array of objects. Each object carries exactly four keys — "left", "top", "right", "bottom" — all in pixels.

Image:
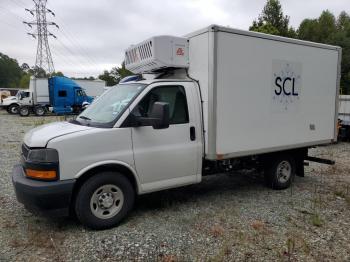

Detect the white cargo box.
[
  {"left": 187, "top": 25, "right": 341, "bottom": 159},
  {"left": 29, "top": 77, "right": 49, "bottom": 104},
  {"left": 74, "top": 79, "right": 106, "bottom": 97}
]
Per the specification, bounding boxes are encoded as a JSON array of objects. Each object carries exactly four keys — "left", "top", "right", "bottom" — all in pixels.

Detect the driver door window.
[{"left": 134, "top": 85, "right": 189, "bottom": 125}]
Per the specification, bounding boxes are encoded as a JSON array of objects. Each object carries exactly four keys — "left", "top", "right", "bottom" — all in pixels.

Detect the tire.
[
  {"left": 19, "top": 106, "right": 30, "bottom": 117},
  {"left": 264, "top": 154, "right": 296, "bottom": 190},
  {"left": 8, "top": 104, "right": 19, "bottom": 114},
  {"left": 74, "top": 172, "right": 135, "bottom": 230},
  {"left": 34, "top": 106, "right": 46, "bottom": 116}
]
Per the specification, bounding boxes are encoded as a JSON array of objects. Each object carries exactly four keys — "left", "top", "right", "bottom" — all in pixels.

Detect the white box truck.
[
  {"left": 74, "top": 79, "right": 106, "bottom": 98},
  {"left": 12, "top": 25, "right": 341, "bottom": 229},
  {"left": 338, "top": 95, "right": 350, "bottom": 140}
]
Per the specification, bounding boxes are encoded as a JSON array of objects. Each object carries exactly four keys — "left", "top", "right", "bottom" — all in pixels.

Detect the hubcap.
[
  {"left": 10, "top": 106, "right": 18, "bottom": 114},
  {"left": 37, "top": 108, "right": 44, "bottom": 114},
  {"left": 90, "top": 184, "right": 124, "bottom": 219},
  {"left": 276, "top": 160, "right": 292, "bottom": 183},
  {"left": 21, "top": 108, "right": 28, "bottom": 115}
]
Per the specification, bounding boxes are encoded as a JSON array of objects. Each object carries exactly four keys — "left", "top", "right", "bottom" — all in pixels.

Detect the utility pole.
[{"left": 24, "top": 0, "right": 58, "bottom": 75}]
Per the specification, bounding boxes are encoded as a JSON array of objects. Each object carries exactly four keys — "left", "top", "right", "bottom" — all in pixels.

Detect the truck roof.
[
  {"left": 119, "top": 78, "right": 192, "bottom": 85},
  {"left": 186, "top": 24, "right": 341, "bottom": 51}
]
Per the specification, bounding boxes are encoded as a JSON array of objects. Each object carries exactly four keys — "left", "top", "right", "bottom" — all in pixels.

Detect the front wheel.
[
  {"left": 19, "top": 106, "right": 30, "bottom": 117},
  {"left": 74, "top": 172, "right": 135, "bottom": 230},
  {"left": 264, "top": 154, "right": 296, "bottom": 190},
  {"left": 8, "top": 104, "right": 19, "bottom": 114}
]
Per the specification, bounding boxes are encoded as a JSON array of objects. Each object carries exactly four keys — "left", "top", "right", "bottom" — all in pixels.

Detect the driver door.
[{"left": 128, "top": 82, "right": 201, "bottom": 192}]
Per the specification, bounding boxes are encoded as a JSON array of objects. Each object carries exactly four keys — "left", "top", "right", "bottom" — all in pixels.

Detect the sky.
[{"left": 0, "top": 0, "right": 349, "bottom": 78}]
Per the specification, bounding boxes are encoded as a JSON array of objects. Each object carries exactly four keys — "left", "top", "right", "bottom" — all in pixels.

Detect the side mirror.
[
  {"left": 125, "top": 102, "right": 170, "bottom": 129},
  {"left": 149, "top": 102, "right": 169, "bottom": 129}
]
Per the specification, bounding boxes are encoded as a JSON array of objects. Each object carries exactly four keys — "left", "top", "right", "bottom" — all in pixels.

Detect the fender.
[{"left": 74, "top": 160, "right": 142, "bottom": 193}]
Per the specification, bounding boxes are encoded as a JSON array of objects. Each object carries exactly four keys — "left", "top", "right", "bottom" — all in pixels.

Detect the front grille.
[{"left": 22, "top": 143, "right": 29, "bottom": 159}]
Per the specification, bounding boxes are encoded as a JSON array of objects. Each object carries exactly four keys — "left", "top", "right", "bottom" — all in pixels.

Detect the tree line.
[
  {"left": 1, "top": 0, "right": 349, "bottom": 92},
  {"left": 0, "top": 53, "right": 131, "bottom": 88}
]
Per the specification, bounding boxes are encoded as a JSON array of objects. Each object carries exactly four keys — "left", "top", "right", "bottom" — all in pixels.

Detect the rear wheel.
[
  {"left": 74, "top": 172, "right": 135, "bottom": 230},
  {"left": 8, "top": 104, "right": 19, "bottom": 114},
  {"left": 19, "top": 106, "right": 30, "bottom": 117},
  {"left": 264, "top": 154, "right": 295, "bottom": 190},
  {"left": 34, "top": 106, "right": 46, "bottom": 116}
]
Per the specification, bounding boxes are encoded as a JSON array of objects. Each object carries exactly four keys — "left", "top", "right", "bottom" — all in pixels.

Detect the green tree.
[
  {"left": 298, "top": 19, "right": 320, "bottom": 42},
  {"left": 250, "top": 0, "right": 294, "bottom": 37},
  {"left": 98, "top": 62, "right": 133, "bottom": 86},
  {"left": 98, "top": 70, "right": 118, "bottom": 86},
  {"left": 19, "top": 74, "right": 31, "bottom": 88},
  {"left": 111, "top": 62, "right": 133, "bottom": 82},
  {"left": 318, "top": 10, "right": 337, "bottom": 43},
  {"left": 51, "top": 71, "right": 65, "bottom": 77},
  {"left": 250, "top": 22, "right": 279, "bottom": 35},
  {"left": 298, "top": 10, "right": 350, "bottom": 93},
  {"left": 0, "top": 53, "right": 22, "bottom": 88}
]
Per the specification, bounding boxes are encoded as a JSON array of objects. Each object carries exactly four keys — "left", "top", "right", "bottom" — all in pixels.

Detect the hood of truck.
[
  {"left": 1, "top": 96, "right": 17, "bottom": 105},
  {"left": 24, "top": 121, "right": 93, "bottom": 148}
]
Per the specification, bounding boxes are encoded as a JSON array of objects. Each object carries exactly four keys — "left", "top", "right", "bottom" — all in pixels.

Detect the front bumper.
[{"left": 12, "top": 164, "right": 76, "bottom": 216}]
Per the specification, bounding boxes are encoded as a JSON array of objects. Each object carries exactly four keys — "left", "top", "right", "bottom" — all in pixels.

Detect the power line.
[
  {"left": 50, "top": 46, "right": 87, "bottom": 73},
  {"left": 54, "top": 38, "right": 96, "bottom": 72},
  {"left": 23, "top": 0, "right": 57, "bottom": 74},
  {"left": 46, "top": 3, "right": 105, "bottom": 67}
]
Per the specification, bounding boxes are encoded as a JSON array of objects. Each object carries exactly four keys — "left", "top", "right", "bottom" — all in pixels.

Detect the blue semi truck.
[{"left": 18, "top": 76, "right": 93, "bottom": 116}]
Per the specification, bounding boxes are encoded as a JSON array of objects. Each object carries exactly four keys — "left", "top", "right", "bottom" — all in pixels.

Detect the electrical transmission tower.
[{"left": 23, "top": 0, "right": 58, "bottom": 75}]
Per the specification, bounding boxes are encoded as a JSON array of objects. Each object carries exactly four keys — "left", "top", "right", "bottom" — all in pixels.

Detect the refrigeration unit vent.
[{"left": 125, "top": 36, "right": 189, "bottom": 74}]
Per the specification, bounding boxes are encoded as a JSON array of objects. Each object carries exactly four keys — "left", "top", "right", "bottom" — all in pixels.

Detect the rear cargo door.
[{"left": 130, "top": 82, "right": 202, "bottom": 192}]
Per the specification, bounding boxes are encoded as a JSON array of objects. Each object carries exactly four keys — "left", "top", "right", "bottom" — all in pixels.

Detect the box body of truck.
[
  {"left": 74, "top": 79, "right": 106, "bottom": 98},
  {"left": 184, "top": 26, "right": 341, "bottom": 160},
  {"left": 29, "top": 78, "right": 50, "bottom": 105}
]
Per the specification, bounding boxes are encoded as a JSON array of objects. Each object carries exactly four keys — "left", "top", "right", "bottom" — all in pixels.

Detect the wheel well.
[{"left": 69, "top": 164, "right": 139, "bottom": 215}]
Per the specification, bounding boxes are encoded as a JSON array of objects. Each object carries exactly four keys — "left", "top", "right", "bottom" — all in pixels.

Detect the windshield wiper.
[{"left": 79, "top": 115, "right": 91, "bottom": 121}]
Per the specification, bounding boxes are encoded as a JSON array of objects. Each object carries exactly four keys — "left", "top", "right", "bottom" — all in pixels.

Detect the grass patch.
[{"left": 311, "top": 213, "right": 323, "bottom": 227}]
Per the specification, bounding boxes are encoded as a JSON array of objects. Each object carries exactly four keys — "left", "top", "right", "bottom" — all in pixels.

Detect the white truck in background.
[
  {"left": 73, "top": 79, "right": 106, "bottom": 98},
  {"left": 2, "top": 78, "right": 106, "bottom": 115},
  {"left": 338, "top": 95, "right": 350, "bottom": 140},
  {"left": 12, "top": 25, "right": 341, "bottom": 229}
]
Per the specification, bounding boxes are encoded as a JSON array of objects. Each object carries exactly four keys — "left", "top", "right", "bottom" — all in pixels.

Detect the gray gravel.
[{"left": 0, "top": 109, "right": 350, "bottom": 261}]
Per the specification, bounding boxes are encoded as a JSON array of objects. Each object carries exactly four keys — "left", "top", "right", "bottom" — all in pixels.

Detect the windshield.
[{"left": 76, "top": 83, "right": 146, "bottom": 127}]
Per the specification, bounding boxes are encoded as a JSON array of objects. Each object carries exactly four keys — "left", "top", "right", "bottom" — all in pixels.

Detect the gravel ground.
[{"left": 0, "top": 109, "right": 350, "bottom": 261}]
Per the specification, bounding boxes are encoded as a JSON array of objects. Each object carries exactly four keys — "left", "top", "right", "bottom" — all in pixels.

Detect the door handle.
[{"left": 190, "top": 126, "right": 196, "bottom": 141}]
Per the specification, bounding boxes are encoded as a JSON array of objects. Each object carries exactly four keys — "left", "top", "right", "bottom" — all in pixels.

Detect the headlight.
[
  {"left": 23, "top": 148, "right": 59, "bottom": 181},
  {"left": 27, "top": 148, "right": 59, "bottom": 163}
]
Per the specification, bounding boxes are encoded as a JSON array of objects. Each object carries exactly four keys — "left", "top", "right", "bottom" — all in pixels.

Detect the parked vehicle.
[
  {"left": 0, "top": 92, "right": 20, "bottom": 114},
  {"left": 18, "top": 76, "right": 94, "bottom": 116},
  {"left": 338, "top": 95, "right": 350, "bottom": 140},
  {"left": 12, "top": 25, "right": 341, "bottom": 229},
  {"left": 73, "top": 79, "right": 106, "bottom": 98}
]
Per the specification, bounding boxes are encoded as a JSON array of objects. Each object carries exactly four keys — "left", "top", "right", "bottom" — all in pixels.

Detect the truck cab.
[
  {"left": 12, "top": 77, "right": 203, "bottom": 229},
  {"left": 18, "top": 76, "right": 94, "bottom": 116},
  {"left": 0, "top": 91, "right": 24, "bottom": 114},
  {"left": 48, "top": 76, "right": 93, "bottom": 114}
]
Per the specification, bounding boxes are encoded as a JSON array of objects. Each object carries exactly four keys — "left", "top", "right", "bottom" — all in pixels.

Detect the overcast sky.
[{"left": 0, "top": 0, "right": 348, "bottom": 77}]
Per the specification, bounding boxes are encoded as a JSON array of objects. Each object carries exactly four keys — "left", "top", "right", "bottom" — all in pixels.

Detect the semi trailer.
[
  {"left": 2, "top": 77, "right": 105, "bottom": 115},
  {"left": 12, "top": 25, "right": 341, "bottom": 229},
  {"left": 18, "top": 76, "right": 95, "bottom": 116}
]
